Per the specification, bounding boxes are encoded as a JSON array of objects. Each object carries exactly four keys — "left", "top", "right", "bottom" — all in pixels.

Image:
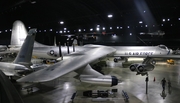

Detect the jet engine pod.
[
  {"left": 80, "top": 75, "right": 118, "bottom": 87},
  {"left": 129, "top": 63, "right": 139, "bottom": 72},
  {"left": 150, "top": 59, "right": 156, "bottom": 65},
  {"left": 137, "top": 64, "right": 155, "bottom": 73}
]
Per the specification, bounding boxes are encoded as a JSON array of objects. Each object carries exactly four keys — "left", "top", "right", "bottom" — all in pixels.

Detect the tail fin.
[
  {"left": 10, "top": 20, "right": 28, "bottom": 47},
  {"left": 13, "top": 29, "right": 37, "bottom": 67}
]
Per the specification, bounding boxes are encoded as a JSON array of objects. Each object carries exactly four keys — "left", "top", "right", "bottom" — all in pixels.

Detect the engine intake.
[
  {"left": 129, "top": 63, "right": 155, "bottom": 73},
  {"left": 129, "top": 64, "right": 138, "bottom": 72}
]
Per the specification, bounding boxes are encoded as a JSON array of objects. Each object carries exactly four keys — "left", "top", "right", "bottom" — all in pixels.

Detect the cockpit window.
[{"left": 158, "top": 45, "right": 168, "bottom": 50}]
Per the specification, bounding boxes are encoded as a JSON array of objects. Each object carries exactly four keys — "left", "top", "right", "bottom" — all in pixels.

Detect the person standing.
[{"left": 161, "top": 78, "right": 166, "bottom": 91}]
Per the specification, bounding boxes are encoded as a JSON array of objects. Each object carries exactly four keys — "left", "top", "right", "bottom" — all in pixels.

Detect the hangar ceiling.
[
  {"left": 0, "top": 0, "right": 179, "bottom": 29},
  {"left": 0, "top": 0, "right": 180, "bottom": 47}
]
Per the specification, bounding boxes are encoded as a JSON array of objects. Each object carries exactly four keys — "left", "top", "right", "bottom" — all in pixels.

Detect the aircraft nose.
[{"left": 169, "top": 49, "right": 173, "bottom": 54}]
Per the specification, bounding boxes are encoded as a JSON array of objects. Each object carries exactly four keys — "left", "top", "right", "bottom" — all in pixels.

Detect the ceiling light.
[
  {"left": 60, "top": 21, "right": 64, "bottom": 24},
  {"left": 59, "top": 31, "right": 62, "bottom": 33},
  {"left": 139, "top": 21, "right": 143, "bottom": 24},
  {"left": 108, "top": 14, "right": 113, "bottom": 18},
  {"left": 102, "top": 27, "right": 105, "bottom": 30}
]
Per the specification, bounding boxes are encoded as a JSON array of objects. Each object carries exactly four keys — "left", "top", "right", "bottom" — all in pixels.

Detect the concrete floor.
[{"left": 13, "top": 59, "right": 180, "bottom": 103}]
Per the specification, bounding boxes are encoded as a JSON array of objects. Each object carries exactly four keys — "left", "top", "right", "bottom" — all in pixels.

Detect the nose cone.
[{"left": 169, "top": 49, "right": 173, "bottom": 55}]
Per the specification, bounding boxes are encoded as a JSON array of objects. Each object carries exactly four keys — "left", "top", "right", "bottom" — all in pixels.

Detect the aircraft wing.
[{"left": 17, "top": 46, "right": 116, "bottom": 83}]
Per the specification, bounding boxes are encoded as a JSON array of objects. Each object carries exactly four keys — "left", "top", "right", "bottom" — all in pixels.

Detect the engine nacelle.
[
  {"left": 80, "top": 75, "right": 118, "bottom": 87},
  {"left": 129, "top": 63, "right": 155, "bottom": 73},
  {"left": 150, "top": 59, "right": 156, "bottom": 65},
  {"left": 129, "top": 64, "right": 139, "bottom": 72},
  {"left": 137, "top": 64, "right": 155, "bottom": 72}
]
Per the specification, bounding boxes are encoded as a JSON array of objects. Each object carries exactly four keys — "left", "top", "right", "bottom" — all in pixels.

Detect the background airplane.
[
  {"left": 140, "top": 30, "right": 165, "bottom": 37},
  {"left": 0, "top": 29, "right": 36, "bottom": 77},
  {"left": 11, "top": 20, "right": 173, "bottom": 64}
]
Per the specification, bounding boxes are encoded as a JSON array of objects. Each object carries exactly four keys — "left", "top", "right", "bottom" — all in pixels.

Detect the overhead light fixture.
[
  {"left": 102, "top": 27, "right": 105, "bottom": 30},
  {"left": 108, "top": 14, "right": 113, "bottom": 18},
  {"left": 59, "top": 31, "right": 62, "bottom": 33},
  {"left": 30, "top": 0, "right": 37, "bottom": 4},
  {"left": 139, "top": 21, "right": 143, "bottom": 24},
  {"left": 60, "top": 21, "right": 64, "bottom": 24}
]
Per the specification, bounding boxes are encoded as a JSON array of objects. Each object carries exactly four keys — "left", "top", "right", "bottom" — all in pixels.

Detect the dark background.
[{"left": 0, "top": 0, "right": 180, "bottom": 49}]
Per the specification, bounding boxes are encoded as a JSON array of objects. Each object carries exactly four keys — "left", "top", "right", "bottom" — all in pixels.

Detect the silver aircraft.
[
  {"left": 0, "top": 29, "right": 37, "bottom": 76},
  {"left": 12, "top": 20, "right": 175, "bottom": 77},
  {"left": 17, "top": 45, "right": 119, "bottom": 87}
]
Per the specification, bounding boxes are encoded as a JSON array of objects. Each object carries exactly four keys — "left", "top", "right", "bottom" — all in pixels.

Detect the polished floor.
[{"left": 14, "top": 59, "right": 180, "bottom": 103}]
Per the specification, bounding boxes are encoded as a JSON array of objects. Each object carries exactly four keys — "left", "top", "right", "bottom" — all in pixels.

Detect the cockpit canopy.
[{"left": 158, "top": 44, "right": 168, "bottom": 50}]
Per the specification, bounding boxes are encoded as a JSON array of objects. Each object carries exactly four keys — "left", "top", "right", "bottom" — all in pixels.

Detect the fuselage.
[
  {"left": 7, "top": 44, "right": 173, "bottom": 60},
  {"left": 112, "top": 45, "right": 172, "bottom": 57},
  {"left": 31, "top": 44, "right": 172, "bottom": 59}
]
